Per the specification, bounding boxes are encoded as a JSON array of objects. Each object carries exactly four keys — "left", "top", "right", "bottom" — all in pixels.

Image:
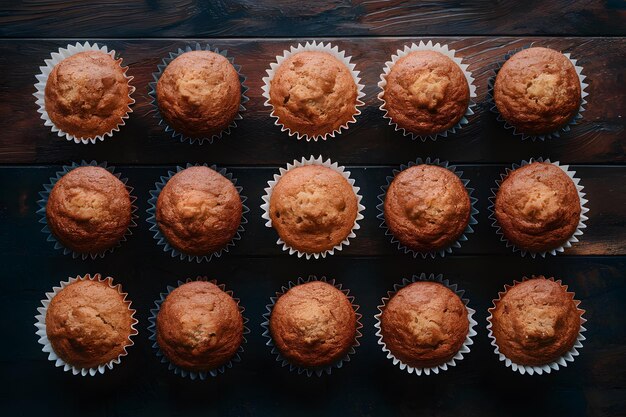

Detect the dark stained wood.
[{"left": 0, "top": 37, "right": 624, "bottom": 165}]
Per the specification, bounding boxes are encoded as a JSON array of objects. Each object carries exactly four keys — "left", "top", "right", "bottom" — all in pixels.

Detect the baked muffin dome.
[
  {"left": 269, "top": 51, "right": 358, "bottom": 138},
  {"left": 44, "top": 51, "right": 132, "bottom": 139},
  {"left": 384, "top": 164, "right": 471, "bottom": 253},
  {"left": 45, "top": 278, "right": 135, "bottom": 369},
  {"left": 269, "top": 281, "right": 357, "bottom": 368},
  {"left": 380, "top": 281, "right": 469, "bottom": 368},
  {"left": 46, "top": 166, "right": 132, "bottom": 254},
  {"left": 269, "top": 165, "right": 358, "bottom": 254},
  {"left": 494, "top": 162, "right": 581, "bottom": 252},
  {"left": 490, "top": 277, "right": 582, "bottom": 366},
  {"left": 156, "top": 166, "right": 242, "bottom": 256},
  {"left": 382, "top": 50, "right": 470, "bottom": 136},
  {"left": 156, "top": 50, "right": 241, "bottom": 138},
  {"left": 156, "top": 281, "right": 244, "bottom": 371},
  {"left": 494, "top": 47, "right": 581, "bottom": 135}
]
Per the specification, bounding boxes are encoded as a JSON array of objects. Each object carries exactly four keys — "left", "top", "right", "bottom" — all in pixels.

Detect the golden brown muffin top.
[
  {"left": 46, "top": 166, "right": 132, "bottom": 254},
  {"left": 156, "top": 50, "right": 241, "bottom": 138},
  {"left": 491, "top": 277, "right": 582, "bottom": 366},
  {"left": 269, "top": 281, "right": 357, "bottom": 368},
  {"left": 383, "top": 50, "right": 470, "bottom": 136},
  {"left": 45, "top": 278, "right": 134, "bottom": 369},
  {"left": 494, "top": 47, "right": 581, "bottom": 135},
  {"left": 495, "top": 162, "right": 581, "bottom": 253},
  {"left": 269, "top": 51, "right": 358, "bottom": 137},
  {"left": 156, "top": 281, "right": 244, "bottom": 371},
  {"left": 44, "top": 51, "right": 132, "bottom": 139},
  {"left": 380, "top": 281, "right": 469, "bottom": 368},
  {"left": 156, "top": 166, "right": 242, "bottom": 256},
  {"left": 384, "top": 165, "right": 471, "bottom": 252},
  {"left": 269, "top": 165, "right": 358, "bottom": 254}
]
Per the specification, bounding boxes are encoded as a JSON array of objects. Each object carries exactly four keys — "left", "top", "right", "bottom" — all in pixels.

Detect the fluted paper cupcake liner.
[
  {"left": 487, "top": 44, "right": 588, "bottom": 141},
  {"left": 376, "top": 157, "right": 478, "bottom": 258},
  {"left": 148, "top": 277, "right": 249, "bottom": 380},
  {"left": 486, "top": 276, "right": 587, "bottom": 375},
  {"left": 261, "top": 275, "right": 363, "bottom": 377},
  {"left": 261, "top": 155, "right": 365, "bottom": 259},
  {"left": 374, "top": 273, "right": 477, "bottom": 376},
  {"left": 148, "top": 43, "right": 248, "bottom": 145},
  {"left": 146, "top": 163, "right": 248, "bottom": 262},
  {"left": 34, "top": 273, "right": 138, "bottom": 376},
  {"left": 488, "top": 158, "right": 589, "bottom": 257},
  {"left": 261, "top": 41, "right": 365, "bottom": 141},
  {"left": 34, "top": 41, "right": 135, "bottom": 144},
  {"left": 37, "top": 160, "right": 138, "bottom": 260},
  {"left": 377, "top": 40, "right": 477, "bottom": 142}
]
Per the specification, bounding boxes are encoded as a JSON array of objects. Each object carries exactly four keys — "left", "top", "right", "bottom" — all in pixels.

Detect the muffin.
[
  {"left": 156, "top": 166, "right": 242, "bottom": 256},
  {"left": 380, "top": 281, "right": 469, "bottom": 368},
  {"left": 384, "top": 164, "right": 471, "bottom": 253},
  {"left": 382, "top": 50, "right": 470, "bottom": 136},
  {"left": 156, "top": 281, "right": 244, "bottom": 372},
  {"left": 44, "top": 50, "right": 133, "bottom": 139},
  {"left": 156, "top": 50, "right": 241, "bottom": 138},
  {"left": 269, "top": 51, "right": 358, "bottom": 138},
  {"left": 489, "top": 277, "right": 583, "bottom": 366},
  {"left": 45, "top": 277, "right": 135, "bottom": 369},
  {"left": 269, "top": 281, "right": 357, "bottom": 368},
  {"left": 269, "top": 165, "right": 358, "bottom": 254},
  {"left": 494, "top": 47, "right": 581, "bottom": 135},
  {"left": 494, "top": 162, "right": 581, "bottom": 253},
  {"left": 46, "top": 166, "right": 132, "bottom": 254}
]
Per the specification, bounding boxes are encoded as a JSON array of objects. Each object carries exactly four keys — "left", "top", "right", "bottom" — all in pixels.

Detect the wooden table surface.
[{"left": 0, "top": 2, "right": 625, "bottom": 417}]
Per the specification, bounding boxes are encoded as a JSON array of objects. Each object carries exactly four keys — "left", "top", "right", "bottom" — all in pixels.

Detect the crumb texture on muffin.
[
  {"left": 269, "top": 281, "right": 356, "bottom": 368},
  {"left": 495, "top": 162, "right": 581, "bottom": 252}
]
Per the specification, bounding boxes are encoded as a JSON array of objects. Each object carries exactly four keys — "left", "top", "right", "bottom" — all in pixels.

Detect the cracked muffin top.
[
  {"left": 157, "top": 50, "right": 241, "bottom": 138},
  {"left": 382, "top": 50, "right": 470, "bottom": 136},
  {"left": 45, "top": 278, "right": 134, "bottom": 369},
  {"left": 44, "top": 51, "right": 132, "bottom": 139},
  {"left": 380, "top": 281, "right": 469, "bottom": 368},
  {"left": 156, "top": 281, "right": 244, "bottom": 371},
  {"left": 494, "top": 162, "right": 581, "bottom": 253},
  {"left": 269, "top": 165, "right": 358, "bottom": 254},
  {"left": 156, "top": 166, "right": 242, "bottom": 256},
  {"left": 269, "top": 51, "right": 358, "bottom": 138},
  {"left": 46, "top": 166, "right": 132, "bottom": 254},
  {"left": 269, "top": 281, "right": 357, "bottom": 368},
  {"left": 384, "top": 164, "right": 471, "bottom": 253},
  {"left": 490, "top": 276, "right": 582, "bottom": 366},
  {"left": 494, "top": 47, "right": 581, "bottom": 135}
]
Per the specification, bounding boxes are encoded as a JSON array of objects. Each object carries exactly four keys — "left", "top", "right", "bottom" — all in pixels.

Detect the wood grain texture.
[
  {"left": 0, "top": 37, "right": 624, "bottom": 165},
  {"left": 0, "top": 0, "right": 625, "bottom": 37}
]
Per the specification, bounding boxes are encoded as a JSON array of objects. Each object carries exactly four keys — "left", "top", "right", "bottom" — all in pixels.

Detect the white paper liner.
[
  {"left": 261, "top": 155, "right": 365, "bottom": 259},
  {"left": 260, "top": 275, "right": 363, "bottom": 377},
  {"left": 488, "top": 45, "right": 588, "bottom": 141},
  {"left": 374, "top": 273, "right": 477, "bottom": 376},
  {"left": 147, "top": 277, "right": 249, "bottom": 380},
  {"left": 148, "top": 43, "right": 248, "bottom": 145},
  {"left": 376, "top": 157, "right": 479, "bottom": 258},
  {"left": 377, "top": 41, "right": 477, "bottom": 141},
  {"left": 261, "top": 41, "right": 365, "bottom": 141},
  {"left": 486, "top": 276, "right": 587, "bottom": 375},
  {"left": 146, "top": 163, "right": 249, "bottom": 263},
  {"left": 36, "top": 160, "right": 138, "bottom": 260},
  {"left": 33, "top": 41, "right": 136, "bottom": 145},
  {"left": 488, "top": 157, "right": 589, "bottom": 257},
  {"left": 34, "top": 273, "right": 138, "bottom": 376}
]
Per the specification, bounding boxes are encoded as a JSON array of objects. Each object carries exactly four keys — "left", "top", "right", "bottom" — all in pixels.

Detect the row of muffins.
[
  {"left": 35, "top": 274, "right": 585, "bottom": 378},
  {"left": 35, "top": 41, "right": 586, "bottom": 144},
  {"left": 39, "top": 158, "right": 588, "bottom": 260}
]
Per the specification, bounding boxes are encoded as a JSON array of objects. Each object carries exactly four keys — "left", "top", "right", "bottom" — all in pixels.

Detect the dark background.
[{"left": 0, "top": 1, "right": 625, "bottom": 416}]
